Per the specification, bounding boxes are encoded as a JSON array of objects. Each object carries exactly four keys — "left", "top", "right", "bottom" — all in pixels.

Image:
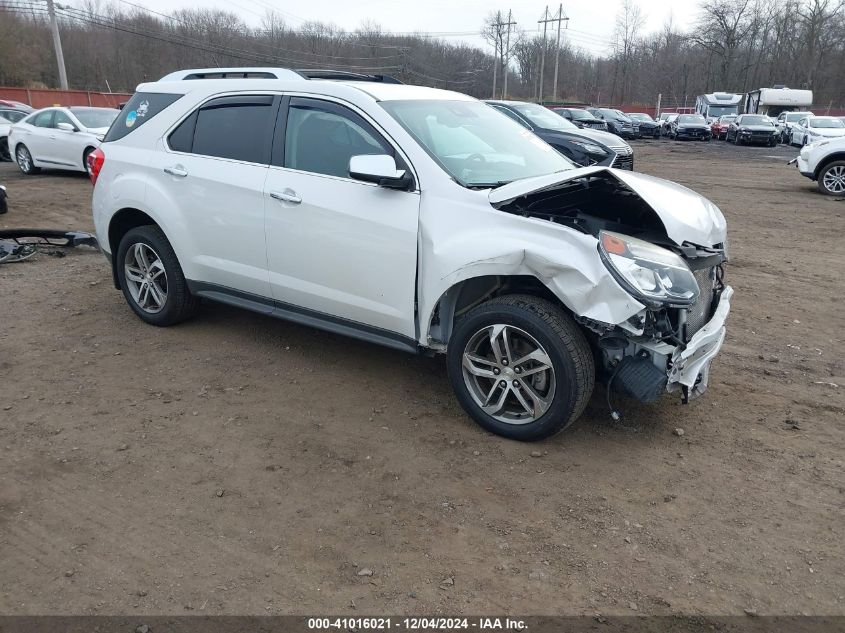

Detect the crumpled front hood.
[{"left": 489, "top": 167, "right": 727, "bottom": 248}]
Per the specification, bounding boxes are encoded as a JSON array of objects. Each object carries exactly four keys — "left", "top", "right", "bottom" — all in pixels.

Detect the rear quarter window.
[{"left": 104, "top": 92, "right": 182, "bottom": 142}]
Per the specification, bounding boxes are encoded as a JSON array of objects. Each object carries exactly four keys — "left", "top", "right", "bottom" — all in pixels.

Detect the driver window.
[
  {"left": 54, "top": 111, "right": 74, "bottom": 129},
  {"left": 283, "top": 98, "right": 392, "bottom": 178}
]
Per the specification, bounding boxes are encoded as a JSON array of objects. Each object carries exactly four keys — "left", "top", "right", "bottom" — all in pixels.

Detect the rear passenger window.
[
  {"left": 104, "top": 92, "right": 182, "bottom": 142},
  {"left": 282, "top": 98, "right": 392, "bottom": 178},
  {"left": 31, "top": 111, "right": 54, "bottom": 128},
  {"left": 191, "top": 95, "right": 276, "bottom": 164}
]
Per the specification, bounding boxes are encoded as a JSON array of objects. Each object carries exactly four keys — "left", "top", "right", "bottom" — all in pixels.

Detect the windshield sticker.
[
  {"left": 137, "top": 100, "right": 149, "bottom": 118},
  {"left": 125, "top": 110, "right": 137, "bottom": 128}
]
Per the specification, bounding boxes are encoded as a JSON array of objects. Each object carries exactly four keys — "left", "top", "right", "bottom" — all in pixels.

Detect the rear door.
[
  {"left": 21, "top": 109, "right": 55, "bottom": 161},
  {"left": 263, "top": 96, "right": 420, "bottom": 339},
  {"left": 146, "top": 94, "right": 278, "bottom": 298}
]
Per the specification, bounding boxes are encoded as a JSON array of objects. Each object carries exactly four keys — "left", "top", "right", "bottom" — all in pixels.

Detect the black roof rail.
[{"left": 295, "top": 69, "right": 403, "bottom": 84}]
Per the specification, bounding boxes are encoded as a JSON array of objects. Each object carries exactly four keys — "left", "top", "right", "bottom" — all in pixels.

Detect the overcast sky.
[{"left": 136, "top": 0, "right": 702, "bottom": 57}]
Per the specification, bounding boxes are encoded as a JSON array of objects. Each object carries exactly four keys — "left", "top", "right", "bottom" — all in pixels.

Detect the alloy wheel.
[
  {"left": 16, "top": 146, "right": 31, "bottom": 172},
  {"left": 123, "top": 242, "right": 168, "bottom": 313},
  {"left": 822, "top": 165, "right": 845, "bottom": 194},
  {"left": 461, "top": 324, "right": 556, "bottom": 425}
]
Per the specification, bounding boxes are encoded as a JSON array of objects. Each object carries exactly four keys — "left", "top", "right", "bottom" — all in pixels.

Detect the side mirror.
[
  {"left": 349, "top": 154, "right": 412, "bottom": 190},
  {"left": 57, "top": 122, "right": 77, "bottom": 132}
]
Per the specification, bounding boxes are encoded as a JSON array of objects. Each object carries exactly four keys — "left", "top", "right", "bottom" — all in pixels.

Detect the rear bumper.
[{"left": 667, "top": 285, "right": 733, "bottom": 399}]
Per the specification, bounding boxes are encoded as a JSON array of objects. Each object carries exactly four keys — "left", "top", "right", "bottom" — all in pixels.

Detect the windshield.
[
  {"left": 809, "top": 118, "right": 844, "bottom": 129},
  {"left": 718, "top": 115, "right": 737, "bottom": 123},
  {"left": 628, "top": 113, "right": 653, "bottom": 122},
  {"left": 678, "top": 115, "right": 707, "bottom": 124},
  {"left": 786, "top": 112, "right": 810, "bottom": 122},
  {"left": 509, "top": 103, "right": 577, "bottom": 131},
  {"left": 706, "top": 105, "right": 739, "bottom": 117},
  {"left": 71, "top": 107, "right": 118, "bottom": 129},
  {"left": 600, "top": 108, "right": 630, "bottom": 121},
  {"left": 739, "top": 115, "right": 773, "bottom": 126},
  {"left": 381, "top": 100, "right": 576, "bottom": 188},
  {"left": 564, "top": 109, "right": 594, "bottom": 121}
]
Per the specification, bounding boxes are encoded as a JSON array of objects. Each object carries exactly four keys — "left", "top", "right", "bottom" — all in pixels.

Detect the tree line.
[{"left": 0, "top": 0, "right": 843, "bottom": 108}]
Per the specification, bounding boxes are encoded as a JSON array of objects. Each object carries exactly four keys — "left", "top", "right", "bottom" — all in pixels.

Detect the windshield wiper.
[{"left": 465, "top": 180, "right": 512, "bottom": 189}]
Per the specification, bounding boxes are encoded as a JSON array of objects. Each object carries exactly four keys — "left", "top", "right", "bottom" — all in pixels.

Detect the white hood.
[{"left": 489, "top": 167, "right": 727, "bottom": 248}]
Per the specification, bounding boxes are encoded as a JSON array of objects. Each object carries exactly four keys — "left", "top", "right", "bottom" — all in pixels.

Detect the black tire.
[
  {"left": 82, "top": 146, "right": 95, "bottom": 176},
  {"left": 0, "top": 137, "right": 10, "bottom": 161},
  {"left": 116, "top": 225, "right": 198, "bottom": 326},
  {"left": 447, "top": 294, "right": 595, "bottom": 442},
  {"left": 15, "top": 144, "right": 40, "bottom": 174},
  {"left": 817, "top": 160, "right": 845, "bottom": 196}
]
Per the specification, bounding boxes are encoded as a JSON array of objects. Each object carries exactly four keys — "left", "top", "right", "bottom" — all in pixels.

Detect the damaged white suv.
[{"left": 91, "top": 68, "right": 732, "bottom": 441}]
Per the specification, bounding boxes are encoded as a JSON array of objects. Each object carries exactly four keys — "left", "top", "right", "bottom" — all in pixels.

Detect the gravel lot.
[{"left": 0, "top": 139, "right": 843, "bottom": 617}]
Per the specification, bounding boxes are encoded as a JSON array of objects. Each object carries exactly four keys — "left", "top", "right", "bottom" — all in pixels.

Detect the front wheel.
[
  {"left": 15, "top": 144, "right": 40, "bottom": 174},
  {"left": 116, "top": 225, "right": 198, "bottom": 326},
  {"left": 818, "top": 161, "right": 845, "bottom": 196},
  {"left": 0, "top": 137, "right": 10, "bottom": 161},
  {"left": 447, "top": 295, "right": 595, "bottom": 442}
]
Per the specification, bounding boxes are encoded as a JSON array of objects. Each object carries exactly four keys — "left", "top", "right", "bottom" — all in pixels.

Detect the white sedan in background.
[
  {"left": 790, "top": 115, "right": 845, "bottom": 146},
  {"left": 9, "top": 106, "right": 119, "bottom": 175}
]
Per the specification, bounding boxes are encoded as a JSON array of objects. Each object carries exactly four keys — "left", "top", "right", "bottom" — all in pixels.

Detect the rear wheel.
[
  {"left": 817, "top": 161, "right": 845, "bottom": 196},
  {"left": 447, "top": 294, "right": 595, "bottom": 442},
  {"left": 116, "top": 225, "right": 198, "bottom": 326},
  {"left": 15, "top": 144, "right": 40, "bottom": 174}
]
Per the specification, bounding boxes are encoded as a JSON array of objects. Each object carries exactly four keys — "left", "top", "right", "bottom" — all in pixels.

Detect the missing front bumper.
[{"left": 667, "top": 285, "right": 733, "bottom": 399}]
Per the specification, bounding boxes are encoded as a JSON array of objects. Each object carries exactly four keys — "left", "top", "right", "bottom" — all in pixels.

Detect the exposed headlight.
[
  {"left": 740, "top": 129, "right": 751, "bottom": 134},
  {"left": 571, "top": 140, "right": 607, "bottom": 155},
  {"left": 598, "top": 231, "right": 700, "bottom": 306}
]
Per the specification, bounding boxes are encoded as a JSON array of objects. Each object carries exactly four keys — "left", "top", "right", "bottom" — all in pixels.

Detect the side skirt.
[{"left": 187, "top": 280, "right": 421, "bottom": 355}]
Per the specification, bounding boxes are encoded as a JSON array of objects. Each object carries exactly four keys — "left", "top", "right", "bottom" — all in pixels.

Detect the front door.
[{"left": 264, "top": 97, "right": 420, "bottom": 339}]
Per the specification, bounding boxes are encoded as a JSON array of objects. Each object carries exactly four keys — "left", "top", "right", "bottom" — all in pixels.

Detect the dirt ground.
[{"left": 0, "top": 139, "right": 843, "bottom": 617}]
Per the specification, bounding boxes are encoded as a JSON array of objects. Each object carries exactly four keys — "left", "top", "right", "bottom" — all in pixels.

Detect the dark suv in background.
[
  {"left": 487, "top": 100, "right": 634, "bottom": 170},
  {"left": 587, "top": 108, "right": 638, "bottom": 139},
  {"left": 551, "top": 107, "right": 608, "bottom": 131}
]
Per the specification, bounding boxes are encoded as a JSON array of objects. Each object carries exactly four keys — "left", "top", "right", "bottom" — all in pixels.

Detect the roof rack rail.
[
  {"left": 295, "top": 69, "right": 403, "bottom": 84},
  {"left": 159, "top": 68, "right": 303, "bottom": 81},
  {"left": 157, "top": 67, "right": 404, "bottom": 84}
]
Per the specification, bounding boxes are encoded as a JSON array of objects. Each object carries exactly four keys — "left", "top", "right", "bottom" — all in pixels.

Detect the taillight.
[{"left": 87, "top": 148, "right": 105, "bottom": 185}]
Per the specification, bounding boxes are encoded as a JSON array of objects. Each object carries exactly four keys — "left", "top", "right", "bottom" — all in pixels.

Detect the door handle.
[
  {"left": 270, "top": 189, "right": 302, "bottom": 204},
  {"left": 164, "top": 165, "right": 188, "bottom": 177}
]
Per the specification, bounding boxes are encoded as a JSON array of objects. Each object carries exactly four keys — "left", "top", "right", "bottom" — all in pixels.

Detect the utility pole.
[
  {"left": 491, "top": 10, "right": 501, "bottom": 99},
  {"left": 501, "top": 10, "right": 516, "bottom": 99},
  {"left": 46, "top": 0, "right": 68, "bottom": 89},
  {"left": 537, "top": 6, "right": 550, "bottom": 103},
  {"left": 551, "top": 4, "right": 568, "bottom": 103}
]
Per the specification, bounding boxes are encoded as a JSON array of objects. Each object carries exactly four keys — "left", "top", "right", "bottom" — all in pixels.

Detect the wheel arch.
[
  {"left": 426, "top": 274, "right": 568, "bottom": 348},
  {"left": 814, "top": 153, "right": 845, "bottom": 180},
  {"left": 107, "top": 208, "right": 160, "bottom": 289}
]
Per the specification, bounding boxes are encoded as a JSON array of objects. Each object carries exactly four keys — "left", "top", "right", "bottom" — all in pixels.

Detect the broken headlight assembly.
[{"left": 598, "top": 231, "right": 699, "bottom": 307}]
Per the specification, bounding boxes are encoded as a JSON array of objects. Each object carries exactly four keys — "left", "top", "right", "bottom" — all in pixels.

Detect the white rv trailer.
[{"left": 745, "top": 86, "right": 813, "bottom": 117}]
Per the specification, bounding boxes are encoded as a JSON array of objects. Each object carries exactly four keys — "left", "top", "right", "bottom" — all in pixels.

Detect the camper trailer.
[{"left": 745, "top": 86, "right": 813, "bottom": 117}]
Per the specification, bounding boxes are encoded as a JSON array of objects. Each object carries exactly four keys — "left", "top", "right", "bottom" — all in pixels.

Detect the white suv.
[
  {"left": 793, "top": 136, "right": 845, "bottom": 196},
  {"left": 91, "top": 68, "right": 733, "bottom": 441}
]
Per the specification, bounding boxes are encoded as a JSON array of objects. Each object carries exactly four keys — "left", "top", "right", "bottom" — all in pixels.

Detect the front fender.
[{"left": 417, "top": 196, "right": 644, "bottom": 346}]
